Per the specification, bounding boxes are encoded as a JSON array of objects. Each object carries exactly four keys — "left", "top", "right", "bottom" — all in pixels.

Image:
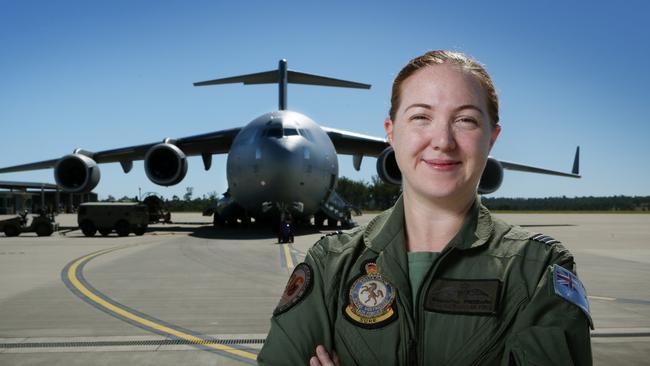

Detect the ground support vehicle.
[
  {"left": 77, "top": 202, "right": 149, "bottom": 237},
  {"left": 0, "top": 211, "right": 58, "bottom": 237},
  {"left": 142, "top": 195, "right": 171, "bottom": 223},
  {"left": 277, "top": 221, "right": 294, "bottom": 243}
]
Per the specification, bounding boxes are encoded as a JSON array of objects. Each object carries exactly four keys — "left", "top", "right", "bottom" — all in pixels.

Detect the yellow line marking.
[
  {"left": 66, "top": 246, "right": 257, "bottom": 361},
  {"left": 282, "top": 244, "right": 294, "bottom": 269},
  {"left": 589, "top": 295, "right": 616, "bottom": 301}
]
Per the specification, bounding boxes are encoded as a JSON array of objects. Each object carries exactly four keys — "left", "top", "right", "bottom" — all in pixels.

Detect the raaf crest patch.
[
  {"left": 274, "top": 263, "right": 313, "bottom": 316},
  {"left": 550, "top": 264, "right": 593, "bottom": 329},
  {"left": 343, "top": 262, "right": 397, "bottom": 328}
]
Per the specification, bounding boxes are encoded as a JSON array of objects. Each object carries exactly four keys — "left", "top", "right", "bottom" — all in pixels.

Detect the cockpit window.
[
  {"left": 265, "top": 127, "right": 283, "bottom": 138},
  {"left": 300, "top": 128, "right": 314, "bottom": 142},
  {"left": 284, "top": 128, "right": 299, "bottom": 136},
  {"left": 237, "top": 128, "right": 260, "bottom": 145}
]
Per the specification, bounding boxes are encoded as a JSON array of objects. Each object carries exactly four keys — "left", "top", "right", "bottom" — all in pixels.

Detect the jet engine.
[
  {"left": 54, "top": 153, "right": 100, "bottom": 193},
  {"left": 144, "top": 142, "right": 188, "bottom": 186},
  {"left": 478, "top": 157, "right": 504, "bottom": 195},
  {"left": 376, "top": 147, "right": 402, "bottom": 185}
]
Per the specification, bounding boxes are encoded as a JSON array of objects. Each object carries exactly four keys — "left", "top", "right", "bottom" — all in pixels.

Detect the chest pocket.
[
  {"left": 334, "top": 314, "right": 401, "bottom": 366},
  {"left": 421, "top": 284, "right": 527, "bottom": 365}
]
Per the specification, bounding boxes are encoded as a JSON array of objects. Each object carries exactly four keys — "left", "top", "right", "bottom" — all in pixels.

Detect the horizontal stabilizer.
[
  {"left": 194, "top": 59, "right": 370, "bottom": 110},
  {"left": 194, "top": 70, "right": 370, "bottom": 89},
  {"left": 287, "top": 71, "right": 370, "bottom": 89},
  {"left": 193, "top": 70, "right": 278, "bottom": 86}
]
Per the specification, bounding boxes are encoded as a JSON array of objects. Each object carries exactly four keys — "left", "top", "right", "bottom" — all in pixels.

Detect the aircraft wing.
[
  {"left": 322, "top": 127, "right": 389, "bottom": 157},
  {"left": 499, "top": 160, "right": 580, "bottom": 178},
  {"left": 323, "top": 126, "right": 580, "bottom": 179},
  {"left": 500, "top": 146, "right": 581, "bottom": 178},
  {"left": 0, "top": 127, "right": 242, "bottom": 173}
]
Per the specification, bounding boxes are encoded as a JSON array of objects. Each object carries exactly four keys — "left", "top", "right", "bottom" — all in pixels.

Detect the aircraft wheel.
[
  {"left": 213, "top": 214, "right": 225, "bottom": 228},
  {"left": 80, "top": 221, "right": 97, "bottom": 237},
  {"left": 314, "top": 212, "right": 326, "bottom": 227},
  {"left": 35, "top": 223, "right": 53, "bottom": 237},
  {"left": 4, "top": 225, "right": 20, "bottom": 237},
  {"left": 98, "top": 228, "right": 112, "bottom": 237},
  {"left": 115, "top": 220, "right": 130, "bottom": 237}
]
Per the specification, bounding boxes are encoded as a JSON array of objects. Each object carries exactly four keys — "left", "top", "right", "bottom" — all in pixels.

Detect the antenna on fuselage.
[{"left": 193, "top": 59, "right": 371, "bottom": 110}]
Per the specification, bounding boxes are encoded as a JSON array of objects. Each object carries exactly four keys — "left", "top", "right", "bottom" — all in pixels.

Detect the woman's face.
[{"left": 385, "top": 64, "right": 500, "bottom": 203}]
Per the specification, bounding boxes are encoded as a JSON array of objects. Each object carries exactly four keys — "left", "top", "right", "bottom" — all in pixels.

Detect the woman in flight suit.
[{"left": 257, "top": 50, "right": 593, "bottom": 366}]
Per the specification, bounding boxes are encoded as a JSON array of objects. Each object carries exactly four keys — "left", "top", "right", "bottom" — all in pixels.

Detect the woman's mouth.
[{"left": 422, "top": 158, "right": 462, "bottom": 171}]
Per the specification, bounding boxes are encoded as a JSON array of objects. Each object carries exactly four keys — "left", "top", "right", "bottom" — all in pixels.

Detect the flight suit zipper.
[
  {"left": 414, "top": 246, "right": 454, "bottom": 365},
  {"left": 469, "top": 295, "right": 528, "bottom": 366},
  {"left": 407, "top": 339, "right": 417, "bottom": 366},
  {"left": 398, "top": 284, "right": 416, "bottom": 366}
]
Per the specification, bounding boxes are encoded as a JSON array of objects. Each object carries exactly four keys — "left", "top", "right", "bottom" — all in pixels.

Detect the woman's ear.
[
  {"left": 384, "top": 117, "right": 394, "bottom": 145},
  {"left": 489, "top": 124, "right": 501, "bottom": 149}
]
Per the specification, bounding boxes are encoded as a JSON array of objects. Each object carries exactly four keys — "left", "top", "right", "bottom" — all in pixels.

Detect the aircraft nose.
[{"left": 261, "top": 138, "right": 306, "bottom": 198}]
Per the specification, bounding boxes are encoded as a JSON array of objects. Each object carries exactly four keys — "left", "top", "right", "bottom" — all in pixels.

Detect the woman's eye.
[
  {"left": 409, "top": 115, "right": 430, "bottom": 125},
  {"left": 455, "top": 117, "right": 479, "bottom": 128}
]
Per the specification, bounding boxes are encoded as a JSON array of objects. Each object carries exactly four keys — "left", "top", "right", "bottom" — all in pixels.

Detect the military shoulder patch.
[
  {"left": 531, "top": 233, "right": 561, "bottom": 245},
  {"left": 273, "top": 263, "right": 313, "bottom": 316},
  {"left": 424, "top": 278, "right": 501, "bottom": 315},
  {"left": 550, "top": 264, "right": 594, "bottom": 329},
  {"left": 343, "top": 261, "right": 398, "bottom": 329}
]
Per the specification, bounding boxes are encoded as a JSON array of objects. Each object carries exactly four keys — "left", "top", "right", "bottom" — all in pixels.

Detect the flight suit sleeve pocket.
[{"left": 504, "top": 326, "right": 575, "bottom": 366}]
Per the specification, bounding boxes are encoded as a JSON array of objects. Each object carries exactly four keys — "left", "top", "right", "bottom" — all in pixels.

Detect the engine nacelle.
[
  {"left": 144, "top": 143, "right": 188, "bottom": 186},
  {"left": 478, "top": 157, "right": 504, "bottom": 195},
  {"left": 54, "top": 154, "right": 101, "bottom": 193},
  {"left": 376, "top": 147, "right": 402, "bottom": 185}
]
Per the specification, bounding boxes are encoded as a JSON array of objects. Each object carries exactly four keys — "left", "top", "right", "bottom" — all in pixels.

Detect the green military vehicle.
[
  {"left": 0, "top": 210, "right": 58, "bottom": 237},
  {"left": 77, "top": 202, "right": 149, "bottom": 237}
]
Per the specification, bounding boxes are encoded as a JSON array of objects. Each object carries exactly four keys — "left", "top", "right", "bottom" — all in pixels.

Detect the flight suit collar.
[
  {"left": 362, "top": 195, "right": 494, "bottom": 253},
  {"left": 450, "top": 197, "right": 494, "bottom": 251}
]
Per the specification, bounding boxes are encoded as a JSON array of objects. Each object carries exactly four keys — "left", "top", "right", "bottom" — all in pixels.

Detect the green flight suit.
[{"left": 258, "top": 196, "right": 593, "bottom": 365}]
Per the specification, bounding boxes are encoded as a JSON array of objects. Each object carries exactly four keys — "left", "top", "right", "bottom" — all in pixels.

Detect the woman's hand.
[{"left": 309, "top": 345, "right": 341, "bottom": 366}]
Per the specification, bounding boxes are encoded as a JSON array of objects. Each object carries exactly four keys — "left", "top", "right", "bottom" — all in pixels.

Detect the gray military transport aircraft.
[{"left": 0, "top": 60, "right": 580, "bottom": 228}]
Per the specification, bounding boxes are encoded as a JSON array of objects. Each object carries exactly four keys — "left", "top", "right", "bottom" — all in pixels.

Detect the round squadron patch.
[
  {"left": 273, "top": 263, "right": 313, "bottom": 316},
  {"left": 344, "top": 262, "right": 397, "bottom": 328}
]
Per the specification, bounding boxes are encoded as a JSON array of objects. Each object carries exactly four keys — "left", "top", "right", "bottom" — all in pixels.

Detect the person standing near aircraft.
[{"left": 258, "top": 50, "right": 593, "bottom": 365}]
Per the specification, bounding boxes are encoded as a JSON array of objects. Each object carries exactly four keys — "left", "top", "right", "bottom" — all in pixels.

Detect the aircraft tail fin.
[{"left": 194, "top": 59, "right": 370, "bottom": 110}]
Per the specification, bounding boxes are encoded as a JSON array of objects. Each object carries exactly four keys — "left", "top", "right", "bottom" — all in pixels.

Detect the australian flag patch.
[{"left": 550, "top": 264, "right": 594, "bottom": 329}]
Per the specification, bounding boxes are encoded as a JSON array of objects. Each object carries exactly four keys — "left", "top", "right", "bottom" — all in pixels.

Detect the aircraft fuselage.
[{"left": 226, "top": 110, "right": 338, "bottom": 219}]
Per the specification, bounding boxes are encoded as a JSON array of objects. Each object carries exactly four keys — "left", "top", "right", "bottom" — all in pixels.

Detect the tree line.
[
  {"left": 336, "top": 178, "right": 650, "bottom": 212},
  {"left": 102, "top": 178, "right": 649, "bottom": 212},
  {"left": 481, "top": 196, "right": 650, "bottom": 212}
]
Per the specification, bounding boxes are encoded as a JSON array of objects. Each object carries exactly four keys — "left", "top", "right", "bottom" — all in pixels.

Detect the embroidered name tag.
[{"left": 424, "top": 278, "right": 501, "bottom": 315}]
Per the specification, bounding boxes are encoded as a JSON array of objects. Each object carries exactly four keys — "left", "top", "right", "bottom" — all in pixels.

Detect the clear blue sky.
[{"left": 1, "top": 0, "right": 648, "bottom": 200}]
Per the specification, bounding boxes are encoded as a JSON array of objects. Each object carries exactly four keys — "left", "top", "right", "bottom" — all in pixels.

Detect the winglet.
[{"left": 572, "top": 146, "right": 580, "bottom": 176}]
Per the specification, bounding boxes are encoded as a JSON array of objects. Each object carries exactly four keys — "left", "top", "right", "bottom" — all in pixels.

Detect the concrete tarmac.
[{"left": 0, "top": 212, "right": 649, "bottom": 365}]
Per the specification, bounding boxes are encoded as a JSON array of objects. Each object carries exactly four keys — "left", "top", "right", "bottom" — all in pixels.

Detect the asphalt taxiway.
[{"left": 1, "top": 212, "right": 649, "bottom": 365}]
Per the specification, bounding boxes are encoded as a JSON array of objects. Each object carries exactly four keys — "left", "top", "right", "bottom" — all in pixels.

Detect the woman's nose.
[{"left": 429, "top": 122, "right": 456, "bottom": 151}]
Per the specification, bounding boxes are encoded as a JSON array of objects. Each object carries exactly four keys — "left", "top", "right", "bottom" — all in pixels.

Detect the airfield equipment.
[
  {"left": 142, "top": 194, "right": 171, "bottom": 223},
  {"left": 0, "top": 210, "right": 58, "bottom": 237},
  {"left": 77, "top": 202, "right": 148, "bottom": 237}
]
